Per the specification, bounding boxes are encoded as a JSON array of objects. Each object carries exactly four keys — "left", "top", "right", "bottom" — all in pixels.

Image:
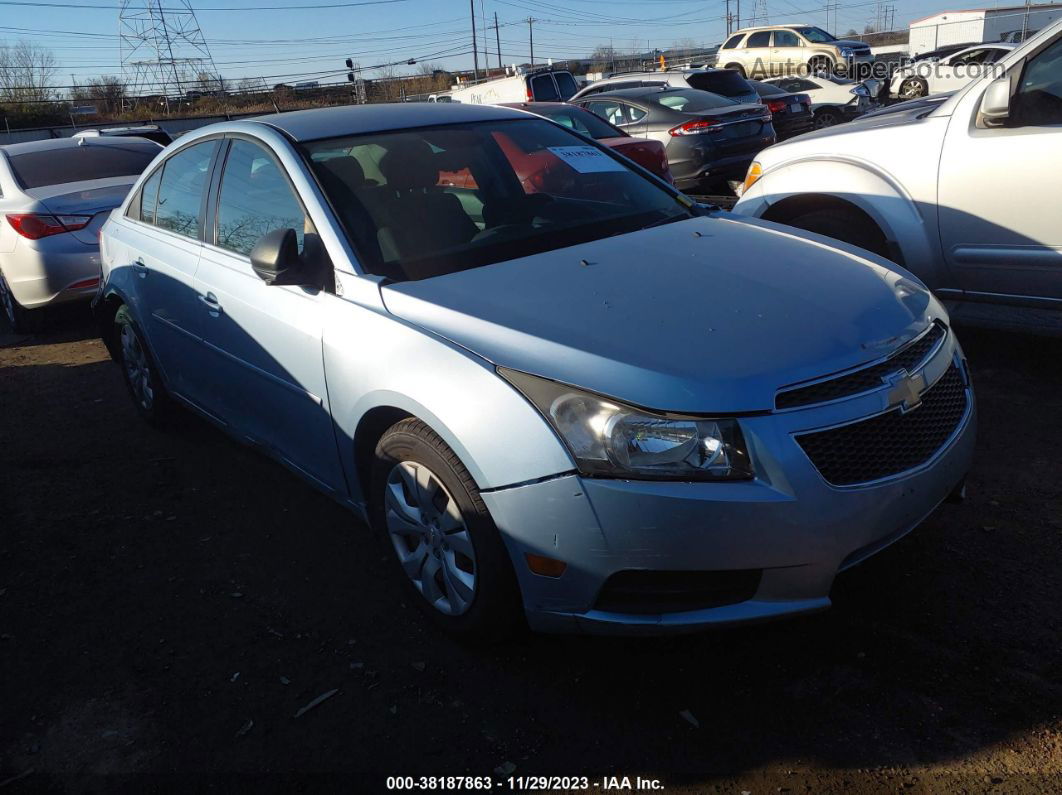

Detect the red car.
[{"left": 500, "top": 101, "right": 674, "bottom": 184}]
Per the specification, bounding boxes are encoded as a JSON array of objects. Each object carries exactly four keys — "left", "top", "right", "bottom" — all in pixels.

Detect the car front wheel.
[
  {"left": 813, "top": 108, "right": 841, "bottom": 128},
  {"left": 372, "top": 418, "right": 522, "bottom": 641},
  {"left": 899, "top": 77, "right": 927, "bottom": 99},
  {"left": 115, "top": 305, "right": 174, "bottom": 425}
]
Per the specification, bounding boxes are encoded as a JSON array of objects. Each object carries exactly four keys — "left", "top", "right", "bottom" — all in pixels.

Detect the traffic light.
[{"left": 346, "top": 58, "right": 355, "bottom": 82}]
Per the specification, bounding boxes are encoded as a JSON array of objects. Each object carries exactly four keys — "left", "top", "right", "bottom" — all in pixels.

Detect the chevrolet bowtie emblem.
[{"left": 886, "top": 369, "right": 926, "bottom": 413}]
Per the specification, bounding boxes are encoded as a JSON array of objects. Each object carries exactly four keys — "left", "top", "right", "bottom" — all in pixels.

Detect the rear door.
[
  {"left": 193, "top": 136, "right": 345, "bottom": 492},
  {"left": 529, "top": 73, "right": 561, "bottom": 101},
  {"left": 114, "top": 139, "right": 219, "bottom": 403},
  {"left": 771, "top": 30, "right": 804, "bottom": 75}
]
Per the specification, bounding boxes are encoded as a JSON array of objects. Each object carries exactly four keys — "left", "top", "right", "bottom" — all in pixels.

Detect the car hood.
[
  {"left": 833, "top": 39, "right": 871, "bottom": 49},
  {"left": 771, "top": 96, "right": 944, "bottom": 144},
  {"left": 863, "top": 92, "right": 954, "bottom": 118},
  {"left": 380, "top": 215, "right": 937, "bottom": 413}
]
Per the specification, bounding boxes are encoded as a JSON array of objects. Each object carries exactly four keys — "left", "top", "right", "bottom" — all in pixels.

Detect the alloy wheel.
[
  {"left": 120, "top": 324, "right": 154, "bottom": 411},
  {"left": 385, "top": 460, "right": 477, "bottom": 616},
  {"left": 900, "top": 79, "right": 925, "bottom": 99}
]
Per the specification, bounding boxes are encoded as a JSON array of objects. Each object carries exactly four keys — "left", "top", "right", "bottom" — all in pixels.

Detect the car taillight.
[
  {"left": 6, "top": 213, "right": 92, "bottom": 240},
  {"left": 668, "top": 119, "right": 721, "bottom": 136},
  {"left": 765, "top": 99, "right": 787, "bottom": 113}
]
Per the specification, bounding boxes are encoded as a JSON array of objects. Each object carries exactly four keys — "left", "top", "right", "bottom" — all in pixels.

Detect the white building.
[{"left": 909, "top": 3, "right": 1062, "bottom": 55}]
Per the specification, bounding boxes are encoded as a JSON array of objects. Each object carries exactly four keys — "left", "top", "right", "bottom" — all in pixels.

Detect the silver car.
[
  {"left": 0, "top": 137, "right": 161, "bottom": 332},
  {"left": 94, "top": 103, "right": 975, "bottom": 638}
]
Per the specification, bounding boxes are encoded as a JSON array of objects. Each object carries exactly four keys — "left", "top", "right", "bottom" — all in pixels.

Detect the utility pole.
[
  {"left": 736, "top": 0, "right": 741, "bottom": 31},
  {"left": 528, "top": 17, "right": 535, "bottom": 67},
  {"left": 494, "top": 12, "right": 501, "bottom": 69},
  {"left": 470, "top": 0, "right": 479, "bottom": 81},
  {"left": 1021, "top": 0, "right": 1032, "bottom": 41},
  {"left": 726, "top": 0, "right": 731, "bottom": 35}
]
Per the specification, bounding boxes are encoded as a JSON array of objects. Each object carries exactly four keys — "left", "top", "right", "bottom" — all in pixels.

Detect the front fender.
[
  {"left": 92, "top": 265, "right": 149, "bottom": 361},
  {"left": 322, "top": 295, "right": 576, "bottom": 507},
  {"left": 733, "top": 156, "right": 950, "bottom": 290}
]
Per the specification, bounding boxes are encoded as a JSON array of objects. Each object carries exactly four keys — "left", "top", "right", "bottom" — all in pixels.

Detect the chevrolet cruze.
[{"left": 93, "top": 103, "right": 975, "bottom": 638}]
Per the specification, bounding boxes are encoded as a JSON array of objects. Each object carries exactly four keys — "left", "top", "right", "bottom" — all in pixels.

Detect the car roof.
[
  {"left": 578, "top": 86, "right": 684, "bottom": 100},
  {"left": 498, "top": 101, "right": 579, "bottom": 110},
  {"left": 249, "top": 102, "right": 528, "bottom": 142},
  {"left": 733, "top": 23, "right": 816, "bottom": 32},
  {"left": 0, "top": 136, "right": 160, "bottom": 155}
]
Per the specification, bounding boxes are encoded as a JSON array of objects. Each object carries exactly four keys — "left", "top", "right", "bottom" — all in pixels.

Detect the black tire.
[
  {"left": 371, "top": 418, "right": 523, "bottom": 642},
  {"left": 0, "top": 268, "right": 42, "bottom": 334},
  {"left": 813, "top": 108, "right": 841, "bottom": 129},
  {"left": 114, "top": 305, "right": 175, "bottom": 426},
  {"left": 898, "top": 77, "right": 927, "bottom": 100},
  {"left": 808, "top": 56, "right": 833, "bottom": 75},
  {"left": 783, "top": 208, "right": 889, "bottom": 259}
]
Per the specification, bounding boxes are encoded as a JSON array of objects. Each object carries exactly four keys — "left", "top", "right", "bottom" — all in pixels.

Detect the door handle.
[{"left": 198, "top": 292, "right": 223, "bottom": 316}]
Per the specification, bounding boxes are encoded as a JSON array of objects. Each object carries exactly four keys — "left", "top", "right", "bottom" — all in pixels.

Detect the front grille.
[
  {"left": 594, "top": 569, "right": 762, "bottom": 615},
  {"left": 796, "top": 363, "right": 968, "bottom": 486},
  {"left": 776, "top": 322, "right": 947, "bottom": 409}
]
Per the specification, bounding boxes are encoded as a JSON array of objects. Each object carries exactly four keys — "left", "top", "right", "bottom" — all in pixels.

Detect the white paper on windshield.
[{"left": 548, "top": 146, "right": 627, "bottom": 174}]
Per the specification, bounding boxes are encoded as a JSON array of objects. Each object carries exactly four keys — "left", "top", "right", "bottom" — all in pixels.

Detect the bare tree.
[
  {"left": 0, "top": 41, "right": 58, "bottom": 104},
  {"left": 72, "top": 76, "right": 126, "bottom": 116},
  {"left": 670, "top": 38, "right": 699, "bottom": 58}
]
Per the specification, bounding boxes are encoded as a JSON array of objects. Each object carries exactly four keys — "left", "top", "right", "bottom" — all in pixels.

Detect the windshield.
[
  {"left": 303, "top": 119, "right": 689, "bottom": 282},
  {"left": 796, "top": 27, "right": 836, "bottom": 43},
  {"left": 654, "top": 88, "right": 738, "bottom": 112},
  {"left": 534, "top": 106, "right": 622, "bottom": 139},
  {"left": 9, "top": 142, "right": 159, "bottom": 190}
]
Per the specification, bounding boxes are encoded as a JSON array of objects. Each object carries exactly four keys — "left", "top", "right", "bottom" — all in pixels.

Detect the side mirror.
[
  {"left": 250, "top": 228, "right": 301, "bottom": 285},
  {"left": 979, "top": 76, "right": 1012, "bottom": 127}
]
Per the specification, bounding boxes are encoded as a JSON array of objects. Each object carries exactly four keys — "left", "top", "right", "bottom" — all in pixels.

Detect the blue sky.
[{"left": 3, "top": 0, "right": 1023, "bottom": 91}]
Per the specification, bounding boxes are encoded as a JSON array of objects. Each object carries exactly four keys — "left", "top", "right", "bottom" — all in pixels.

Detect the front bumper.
[{"left": 482, "top": 344, "right": 976, "bottom": 635}]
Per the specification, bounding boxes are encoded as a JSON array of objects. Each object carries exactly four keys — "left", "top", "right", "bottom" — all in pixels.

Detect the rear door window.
[
  {"left": 132, "top": 167, "right": 163, "bottom": 224},
  {"left": 153, "top": 140, "right": 218, "bottom": 239},
  {"left": 530, "top": 74, "right": 560, "bottom": 101},
  {"left": 746, "top": 32, "right": 772, "bottom": 48},
  {"left": 8, "top": 142, "right": 159, "bottom": 189},
  {"left": 774, "top": 31, "right": 801, "bottom": 47},
  {"left": 585, "top": 100, "right": 630, "bottom": 126}
]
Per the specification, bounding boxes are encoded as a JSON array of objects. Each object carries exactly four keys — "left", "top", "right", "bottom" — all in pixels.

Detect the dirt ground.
[{"left": 1, "top": 305, "right": 1060, "bottom": 793}]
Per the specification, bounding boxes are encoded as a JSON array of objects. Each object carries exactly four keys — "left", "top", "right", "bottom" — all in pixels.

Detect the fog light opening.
[{"left": 525, "top": 553, "right": 567, "bottom": 578}]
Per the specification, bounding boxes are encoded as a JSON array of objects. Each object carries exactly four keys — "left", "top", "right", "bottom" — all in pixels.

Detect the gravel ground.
[{"left": 1, "top": 305, "right": 1060, "bottom": 793}]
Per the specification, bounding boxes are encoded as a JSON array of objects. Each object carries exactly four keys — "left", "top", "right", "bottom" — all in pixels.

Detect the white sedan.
[
  {"left": 890, "top": 43, "right": 1015, "bottom": 99},
  {"left": 762, "top": 75, "right": 876, "bottom": 128}
]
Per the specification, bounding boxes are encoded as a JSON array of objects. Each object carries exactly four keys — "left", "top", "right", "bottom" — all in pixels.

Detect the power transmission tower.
[
  {"left": 750, "top": 0, "right": 768, "bottom": 26},
  {"left": 119, "top": 0, "right": 220, "bottom": 108}
]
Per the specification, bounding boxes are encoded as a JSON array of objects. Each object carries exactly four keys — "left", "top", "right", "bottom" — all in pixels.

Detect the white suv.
[{"left": 734, "top": 20, "right": 1062, "bottom": 334}]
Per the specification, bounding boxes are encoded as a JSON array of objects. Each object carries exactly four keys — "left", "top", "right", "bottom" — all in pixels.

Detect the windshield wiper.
[{"left": 640, "top": 213, "right": 689, "bottom": 231}]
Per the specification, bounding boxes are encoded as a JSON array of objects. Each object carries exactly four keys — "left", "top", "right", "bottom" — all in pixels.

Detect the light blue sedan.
[{"left": 93, "top": 103, "right": 975, "bottom": 638}]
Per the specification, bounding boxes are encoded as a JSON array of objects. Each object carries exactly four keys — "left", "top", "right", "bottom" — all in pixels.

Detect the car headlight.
[
  {"left": 739, "top": 160, "right": 762, "bottom": 196},
  {"left": 500, "top": 368, "right": 754, "bottom": 481},
  {"left": 840, "top": 47, "right": 853, "bottom": 57}
]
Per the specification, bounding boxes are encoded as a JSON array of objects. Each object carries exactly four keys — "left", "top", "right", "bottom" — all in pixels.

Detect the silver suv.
[
  {"left": 719, "top": 24, "right": 874, "bottom": 78},
  {"left": 571, "top": 68, "right": 760, "bottom": 106}
]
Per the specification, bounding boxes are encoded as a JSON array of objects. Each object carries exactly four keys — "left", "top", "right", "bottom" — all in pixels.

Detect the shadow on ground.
[{"left": 0, "top": 319, "right": 1059, "bottom": 790}]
